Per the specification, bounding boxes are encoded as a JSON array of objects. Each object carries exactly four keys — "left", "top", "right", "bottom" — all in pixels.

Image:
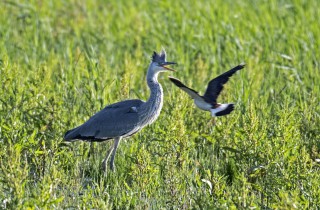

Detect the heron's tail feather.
[
  {"left": 211, "top": 103, "right": 234, "bottom": 117},
  {"left": 64, "top": 127, "right": 81, "bottom": 141},
  {"left": 64, "top": 127, "right": 112, "bottom": 142}
]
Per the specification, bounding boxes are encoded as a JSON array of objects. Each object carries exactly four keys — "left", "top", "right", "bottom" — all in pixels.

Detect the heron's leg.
[
  {"left": 102, "top": 142, "right": 115, "bottom": 172},
  {"left": 88, "top": 142, "right": 95, "bottom": 158},
  {"left": 110, "top": 136, "right": 122, "bottom": 171}
]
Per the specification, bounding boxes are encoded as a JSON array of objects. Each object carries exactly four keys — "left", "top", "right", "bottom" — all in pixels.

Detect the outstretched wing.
[
  {"left": 203, "top": 64, "right": 245, "bottom": 104},
  {"left": 169, "top": 77, "right": 203, "bottom": 101},
  {"left": 64, "top": 99, "right": 144, "bottom": 141}
]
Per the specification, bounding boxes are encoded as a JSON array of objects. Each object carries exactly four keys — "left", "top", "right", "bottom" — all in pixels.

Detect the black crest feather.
[{"left": 151, "top": 49, "right": 166, "bottom": 63}]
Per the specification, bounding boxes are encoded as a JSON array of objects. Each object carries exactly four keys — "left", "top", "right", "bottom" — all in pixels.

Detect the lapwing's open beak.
[{"left": 161, "top": 61, "right": 177, "bottom": 71}]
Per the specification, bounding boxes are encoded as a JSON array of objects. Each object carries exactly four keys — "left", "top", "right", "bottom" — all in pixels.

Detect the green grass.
[{"left": 0, "top": 0, "right": 319, "bottom": 208}]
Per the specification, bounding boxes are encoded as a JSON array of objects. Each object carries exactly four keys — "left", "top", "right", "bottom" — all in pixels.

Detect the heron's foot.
[{"left": 101, "top": 159, "right": 115, "bottom": 172}]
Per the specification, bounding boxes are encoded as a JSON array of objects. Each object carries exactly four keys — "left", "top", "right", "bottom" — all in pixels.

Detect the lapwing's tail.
[{"left": 211, "top": 103, "right": 234, "bottom": 117}]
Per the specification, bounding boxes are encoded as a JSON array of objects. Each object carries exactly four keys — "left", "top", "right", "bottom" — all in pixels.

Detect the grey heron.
[
  {"left": 64, "top": 50, "right": 177, "bottom": 171},
  {"left": 169, "top": 63, "right": 245, "bottom": 122}
]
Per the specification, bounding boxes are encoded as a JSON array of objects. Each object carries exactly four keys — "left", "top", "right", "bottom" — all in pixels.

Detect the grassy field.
[{"left": 1, "top": 0, "right": 319, "bottom": 209}]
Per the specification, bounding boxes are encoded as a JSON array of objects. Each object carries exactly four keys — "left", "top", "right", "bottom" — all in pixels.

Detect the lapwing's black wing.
[
  {"left": 169, "top": 77, "right": 204, "bottom": 101},
  {"left": 203, "top": 64, "right": 245, "bottom": 104}
]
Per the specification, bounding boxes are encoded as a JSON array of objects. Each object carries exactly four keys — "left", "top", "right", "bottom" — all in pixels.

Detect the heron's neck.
[
  {"left": 146, "top": 71, "right": 163, "bottom": 107},
  {"left": 138, "top": 68, "right": 164, "bottom": 125}
]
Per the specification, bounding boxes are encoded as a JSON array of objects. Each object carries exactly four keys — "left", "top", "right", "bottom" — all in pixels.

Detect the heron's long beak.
[{"left": 161, "top": 61, "right": 177, "bottom": 71}]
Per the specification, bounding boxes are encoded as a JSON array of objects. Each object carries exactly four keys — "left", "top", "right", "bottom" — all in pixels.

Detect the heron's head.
[{"left": 149, "top": 50, "right": 177, "bottom": 73}]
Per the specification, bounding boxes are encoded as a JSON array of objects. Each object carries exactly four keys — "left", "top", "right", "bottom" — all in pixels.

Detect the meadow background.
[{"left": 0, "top": 0, "right": 319, "bottom": 209}]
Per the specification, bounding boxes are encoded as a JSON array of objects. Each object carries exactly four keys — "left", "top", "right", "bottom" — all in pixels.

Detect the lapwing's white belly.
[{"left": 194, "top": 99, "right": 212, "bottom": 111}]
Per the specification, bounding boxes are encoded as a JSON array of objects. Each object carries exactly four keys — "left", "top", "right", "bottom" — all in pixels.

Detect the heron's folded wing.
[{"left": 65, "top": 99, "right": 144, "bottom": 140}]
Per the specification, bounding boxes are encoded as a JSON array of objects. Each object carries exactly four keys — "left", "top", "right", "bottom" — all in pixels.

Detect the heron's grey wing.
[
  {"left": 169, "top": 77, "right": 203, "bottom": 101},
  {"left": 203, "top": 64, "right": 245, "bottom": 104},
  {"left": 64, "top": 99, "right": 144, "bottom": 141}
]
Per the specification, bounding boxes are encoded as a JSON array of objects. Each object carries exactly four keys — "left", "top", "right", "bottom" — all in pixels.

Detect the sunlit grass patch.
[{"left": 0, "top": 0, "right": 319, "bottom": 208}]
